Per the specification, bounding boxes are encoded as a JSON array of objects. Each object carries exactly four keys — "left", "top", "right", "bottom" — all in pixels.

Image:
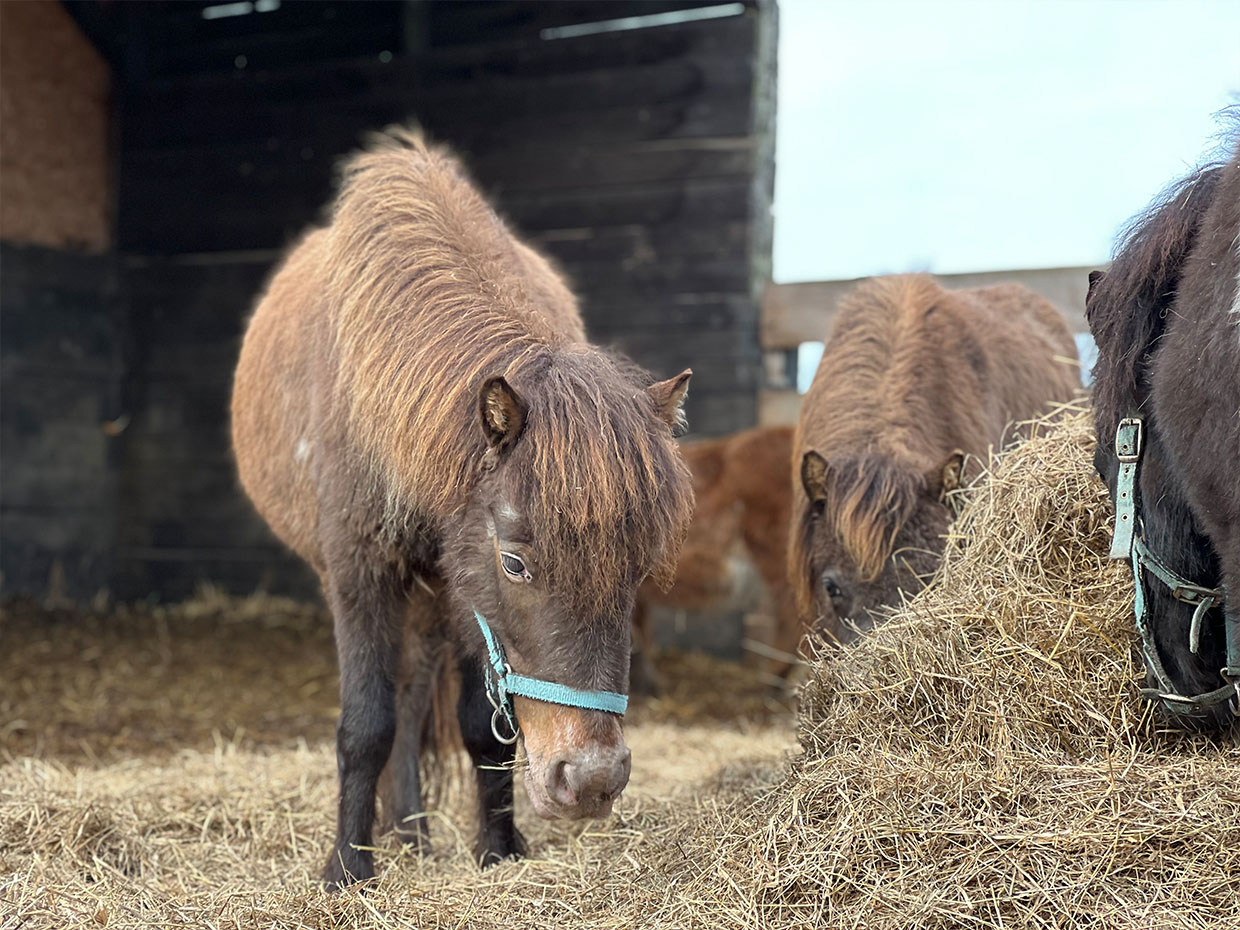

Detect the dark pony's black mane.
[{"left": 1086, "top": 164, "right": 1223, "bottom": 426}]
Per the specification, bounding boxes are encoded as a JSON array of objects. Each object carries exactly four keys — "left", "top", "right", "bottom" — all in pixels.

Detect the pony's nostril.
[{"left": 547, "top": 757, "right": 576, "bottom": 806}]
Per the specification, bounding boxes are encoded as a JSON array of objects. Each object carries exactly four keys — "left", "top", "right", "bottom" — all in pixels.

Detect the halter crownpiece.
[
  {"left": 1107, "top": 417, "right": 1239, "bottom": 716},
  {"left": 472, "top": 609, "right": 629, "bottom": 745}
]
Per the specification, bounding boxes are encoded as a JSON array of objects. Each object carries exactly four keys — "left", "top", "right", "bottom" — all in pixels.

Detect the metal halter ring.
[
  {"left": 490, "top": 706, "right": 519, "bottom": 745},
  {"left": 485, "top": 681, "right": 520, "bottom": 745}
]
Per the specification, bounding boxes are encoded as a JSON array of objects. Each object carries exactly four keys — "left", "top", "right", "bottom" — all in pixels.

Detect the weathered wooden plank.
[
  {"left": 757, "top": 388, "right": 801, "bottom": 427},
  {"left": 122, "top": 170, "right": 756, "bottom": 253},
  {"left": 122, "top": 139, "right": 755, "bottom": 227},
  {"left": 761, "top": 266, "right": 1096, "bottom": 350},
  {"left": 122, "top": 14, "right": 754, "bottom": 147},
  {"left": 129, "top": 1, "right": 403, "bottom": 79},
  {"left": 580, "top": 293, "right": 759, "bottom": 334},
  {"left": 426, "top": 1, "right": 749, "bottom": 46},
  {"left": 531, "top": 220, "right": 750, "bottom": 262},
  {"left": 0, "top": 513, "right": 113, "bottom": 599}
]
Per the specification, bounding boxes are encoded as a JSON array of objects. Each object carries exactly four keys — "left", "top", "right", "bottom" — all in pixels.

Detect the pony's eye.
[{"left": 500, "top": 552, "right": 531, "bottom": 582}]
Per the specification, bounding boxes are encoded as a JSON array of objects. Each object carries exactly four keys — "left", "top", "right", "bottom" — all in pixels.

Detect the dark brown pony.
[
  {"left": 1086, "top": 136, "right": 1240, "bottom": 730},
  {"left": 231, "top": 129, "right": 693, "bottom": 886},
  {"left": 791, "top": 274, "right": 1080, "bottom": 641},
  {"left": 631, "top": 425, "right": 802, "bottom": 688}
]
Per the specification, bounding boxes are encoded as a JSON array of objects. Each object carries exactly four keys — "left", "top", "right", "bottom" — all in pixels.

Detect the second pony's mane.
[
  {"left": 319, "top": 129, "right": 691, "bottom": 614},
  {"left": 1087, "top": 164, "right": 1224, "bottom": 429}
]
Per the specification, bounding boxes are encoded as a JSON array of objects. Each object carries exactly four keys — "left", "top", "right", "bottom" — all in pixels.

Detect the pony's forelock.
[
  {"left": 788, "top": 454, "right": 924, "bottom": 614},
  {"left": 827, "top": 457, "right": 923, "bottom": 583},
  {"left": 506, "top": 350, "right": 694, "bottom": 617}
]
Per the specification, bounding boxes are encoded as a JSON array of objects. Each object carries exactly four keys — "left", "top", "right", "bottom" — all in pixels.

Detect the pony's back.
[
  {"left": 232, "top": 131, "right": 590, "bottom": 567},
  {"left": 798, "top": 274, "right": 1078, "bottom": 470}
]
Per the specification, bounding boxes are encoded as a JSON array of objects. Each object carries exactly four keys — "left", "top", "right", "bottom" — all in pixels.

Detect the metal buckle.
[
  {"left": 1115, "top": 417, "right": 1142, "bottom": 463},
  {"left": 1169, "top": 582, "right": 1220, "bottom": 605}
]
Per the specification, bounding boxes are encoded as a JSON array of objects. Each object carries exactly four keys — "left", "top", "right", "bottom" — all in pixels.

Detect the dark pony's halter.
[{"left": 1108, "top": 418, "right": 1240, "bottom": 716}]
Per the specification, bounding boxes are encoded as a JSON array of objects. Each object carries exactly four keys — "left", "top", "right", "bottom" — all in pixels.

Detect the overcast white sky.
[{"left": 773, "top": 0, "right": 1240, "bottom": 283}]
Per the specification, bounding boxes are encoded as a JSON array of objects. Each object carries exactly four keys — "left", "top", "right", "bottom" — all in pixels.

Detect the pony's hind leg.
[
  {"left": 322, "top": 568, "right": 404, "bottom": 889},
  {"left": 457, "top": 653, "right": 526, "bottom": 866}
]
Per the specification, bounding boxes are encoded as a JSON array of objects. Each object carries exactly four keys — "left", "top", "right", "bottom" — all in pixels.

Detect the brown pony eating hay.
[
  {"left": 231, "top": 129, "right": 693, "bottom": 887},
  {"left": 790, "top": 274, "right": 1080, "bottom": 642}
]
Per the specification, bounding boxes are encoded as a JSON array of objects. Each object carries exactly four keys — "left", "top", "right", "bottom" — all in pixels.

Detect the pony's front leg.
[
  {"left": 323, "top": 573, "right": 402, "bottom": 889},
  {"left": 457, "top": 654, "right": 526, "bottom": 866},
  {"left": 378, "top": 593, "right": 443, "bottom": 855}
]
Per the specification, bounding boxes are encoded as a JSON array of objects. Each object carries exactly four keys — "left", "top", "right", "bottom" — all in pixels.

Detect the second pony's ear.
[
  {"left": 1086, "top": 269, "right": 1107, "bottom": 322},
  {"left": 647, "top": 369, "right": 692, "bottom": 431},
  {"left": 934, "top": 449, "right": 967, "bottom": 499},
  {"left": 800, "top": 450, "right": 830, "bottom": 505},
  {"left": 478, "top": 376, "right": 527, "bottom": 453},
  {"left": 1087, "top": 269, "right": 1107, "bottom": 299}
]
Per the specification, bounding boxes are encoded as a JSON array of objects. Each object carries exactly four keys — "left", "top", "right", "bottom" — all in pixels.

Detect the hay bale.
[{"left": 689, "top": 405, "right": 1240, "bottom": 929}]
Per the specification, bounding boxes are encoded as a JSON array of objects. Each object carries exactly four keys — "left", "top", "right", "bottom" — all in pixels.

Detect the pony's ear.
[
  {"left": 647, "top": 369, "right": 691, "bottom": 431},
  {"left": 800, "top": 451, "right": 830, "bottom": 504},
  {"left": 934, "top": 449, "right": 967, "bottom": 499},
  {"left": 1087, "top": 270, "right": 1106, "bottom": 298},
  {"left": 478, "top": 376, "right": 527, "bottom": 453},
  {"left": 1086, "top": 270, "right": 1107, "bottom": 321}
]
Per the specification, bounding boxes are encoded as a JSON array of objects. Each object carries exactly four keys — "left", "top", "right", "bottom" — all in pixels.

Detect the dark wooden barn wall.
[
  {"left": 0, "top": 245, "right": 123, "bottom": 599},
  {"left": 27, "top": 0, "right": 775, "bottom": 602}
]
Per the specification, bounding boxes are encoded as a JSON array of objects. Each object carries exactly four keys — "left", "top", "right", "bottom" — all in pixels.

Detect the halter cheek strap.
[
  {"left": 1107, "top": 417, "right": 1239, "bottom": 716},
  {"left": 473, "top": 609, "right": 629, "bottom": 745}
]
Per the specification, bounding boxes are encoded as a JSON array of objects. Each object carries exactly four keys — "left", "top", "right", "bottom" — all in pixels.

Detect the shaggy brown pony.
[
  {"left": 790, "top": 274, "right": 1080, "bottom": 641},
  {"left": 231, "top": 129, "right": 694, "bottom": 887},
  {"left": 631, "top": 426, "right": 802, "bottom": 688},
  {"left": 1087, "top": 136, "right": 1240, "bottom": 730}
]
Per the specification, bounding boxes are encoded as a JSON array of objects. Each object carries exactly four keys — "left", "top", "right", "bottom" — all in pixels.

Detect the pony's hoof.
[
  {"left": 476, "top": 826, "right": 526, "bottom": 868},
  {"left": 322, "top": 848, "right": 374, "bottom": 891}
]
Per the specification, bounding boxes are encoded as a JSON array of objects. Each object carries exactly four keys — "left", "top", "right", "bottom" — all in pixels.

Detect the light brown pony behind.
[
  {"left": 790, "top": 274, "right": 1080, "bottom": 641},
  {"left": 631, "top": 425, "right": 803, "bottom": 688},
  {"left": 231, "top": 129, "right": 693, "bottom": 887}
]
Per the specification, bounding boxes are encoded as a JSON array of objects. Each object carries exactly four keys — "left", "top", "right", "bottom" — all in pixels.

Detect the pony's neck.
[{"left": 1138, "top": 424, "right": 1221, "bottom": 589}]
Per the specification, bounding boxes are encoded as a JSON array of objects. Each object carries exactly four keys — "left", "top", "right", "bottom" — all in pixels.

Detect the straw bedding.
[{"left": 2, "top": 406, "right": 1236, "bottom": 929}]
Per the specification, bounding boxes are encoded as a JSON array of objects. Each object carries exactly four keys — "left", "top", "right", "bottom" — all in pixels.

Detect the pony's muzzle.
[
  {"left": 514, "top": 696, "right": 630, "bottom": 820},
  {"left": 545, "top": 745, "right": 631, "bottom": 815}
]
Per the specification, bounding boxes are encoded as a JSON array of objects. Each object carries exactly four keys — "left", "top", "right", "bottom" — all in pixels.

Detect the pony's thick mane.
[
  {"left": 321, "top": 128, "right": 691, "bottom": 613},
  {"left": 1088, "top": 163, "right": 1224, "bottom": 428}
]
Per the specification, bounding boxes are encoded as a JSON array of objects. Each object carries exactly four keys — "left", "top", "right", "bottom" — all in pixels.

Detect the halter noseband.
[
  {"left": 472, "top": 609, "right": 628, "bottom": 745},
  {"left": 1107, "top": 417, "right": 1240, "bottom": 716}
]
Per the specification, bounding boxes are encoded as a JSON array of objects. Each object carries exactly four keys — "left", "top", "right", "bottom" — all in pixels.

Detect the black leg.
[
  {"left": 378, "top": 596, "right": 441, "bottom": 855},
  {"left": 322, "top": 576, "right": 402, "bottom": 889},
  {"left": 457, "top": 655, "right": 526, "bottom": 867}
]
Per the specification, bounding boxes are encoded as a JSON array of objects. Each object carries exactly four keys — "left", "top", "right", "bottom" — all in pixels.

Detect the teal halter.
[
  {"left": 473, "top": 609, "right": 629, "bottom": 744},
  {"left": 1107, "top": 417, "right": 1239, "bottom": 716}
]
